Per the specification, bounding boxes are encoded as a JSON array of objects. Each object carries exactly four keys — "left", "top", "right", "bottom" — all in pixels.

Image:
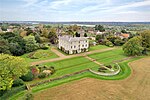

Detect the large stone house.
[{"left": 58, "top": 36, "right": 89, "bottom": 54}]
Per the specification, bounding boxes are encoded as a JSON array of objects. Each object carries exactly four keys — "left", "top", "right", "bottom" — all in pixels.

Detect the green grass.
[
  {"left": 30, "top": 57, "right": 142, "bottom": 93},
  {"left": 88, "top": 48, "right": 127, "bottom": 65},
  {"left": 89, "top": 45, "right": 109, "bottom": 51},
  {"left": 21, "top": 47, "right": 58, "bottom": 63},
  {"left": 8, "top": 47, "right": 145, "bottom": 100},
  {"left": 10, "top": 57, "right": 138, "bottom": 100},
  {"left": 27, "top": 57, "right": 99, "bottom": 84}
]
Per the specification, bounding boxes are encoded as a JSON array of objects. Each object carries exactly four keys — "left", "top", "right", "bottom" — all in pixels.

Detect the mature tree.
[
  {"left": 140, "top": 30, "right": 150, "bottom": 50},
  {"left": 106, "top": 35, "right": 120, "bottom": 44},
  {"left": 0, "top": 37, "right": 11, "bottom": 54},
  {"left": 75, "top": 32, "right": 80, "bottom": 37},
  {"left": 41, "top": 28, "right": 48, "bottom": 38},
  {"left": 67, "top": 29, "right": 74, "bottom": 35},
  {"left": 8, "top": 36, "right": 26, "bottom": 56},
  {"left": 114, "top": 38, "right": 124, "bottom": 46},
  {"left": 25, "top": 28, "right": 33, "bottom": 36},
  {"left": 0, "top": 32, "right": 16, "bottom": 39},
  {"left": 0, "top": 54, "right": 29, "bottom": 91},
  {"left": 1, "top": 26, "right": 7, "bottom": 31},
  {"left": 24, "top": 36, "right": 39, "bottom": 52},
  {"left": 123, "top": 36, "right": 144, "bottom": 56},
  {"left": 35, "top": 34, "right": 41, "bottom": 43},
  {"left": 48, "top": 28, "right": 57, "bottom": 44},
  {"left": 121, "top": 30, "right": 127, "bottom": 33},
  {"left": 96, "top": 34, "right": 105, "bottom": 42},
  {"left": 95, "top": 25, "right": 105, "bottom": 32},
  {"left": 72, "top": 24, "right": 79, "bottom": 31},
  {"left": 9, "top": 42, "right": 25, "bottom": 56},
  {"left": 20, "top": 31, "right": 27, "bottom": 37},
  {"left": 84, "top": 33, "right": 87, "bottom": 37}
]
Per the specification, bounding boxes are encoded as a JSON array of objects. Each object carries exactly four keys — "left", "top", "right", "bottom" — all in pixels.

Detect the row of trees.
[
  {"left": 96, "top": 33, "right": 126, "bottom": 47},
  {"left": 0, "top": 32, "right": 41, "bottom": 56}
]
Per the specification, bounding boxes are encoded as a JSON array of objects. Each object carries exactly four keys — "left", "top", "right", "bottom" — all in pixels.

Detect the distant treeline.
[{"left": 0, "top": 21, "right": 150, "bottom": 26}]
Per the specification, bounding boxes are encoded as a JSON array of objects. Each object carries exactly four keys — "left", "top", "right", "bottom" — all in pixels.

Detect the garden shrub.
[
  {"left": 20, "top": 71, "right": 34, "bottom": 82},
  {"left": 114, "top": 65, "right": 118, "bottom": 69},
  {"left": 12, "top": 78, "right": 24, "bottom": 87},
  {"left": 0, "top": 85, "right": 26, "bottom": 99},
  {"left": 98, "top": 67, "right": 107, "bottom": 72},
  {"left": 22, "top": 91, "right": 34, "bottom": 100},
  {"left": 31, "top": 67, "right": 39, "bottom": 77},
  {"left": 106, "top": 65, "right": 112, "bottom": 69},
  {"left": 40, "top": 44, "right": 49, "bottom": 50},
  {"left": 105, "top": 41, "right": 114, "bottom": 47},
  {"left": 99, "top": 67, "right": 107, "bottom": 70},
  {"left": 27, "top": 52, "right": 38, "bottom": 59},
  {"left": 38, "top": 72, "right": 46, "bottom": 79}
]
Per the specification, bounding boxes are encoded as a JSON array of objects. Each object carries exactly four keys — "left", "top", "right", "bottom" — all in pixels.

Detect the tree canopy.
[
  {"left": 95, "top": 25, "right": 105, "bottom": 32},
  {"left": 123, "top": 36, "right": 144, "bottom": 56},
  {"left": 24, "top": 36, "right": 39, "bottom": 52},
  {"left": 140, "top": 30, "right": 150, "bottom": 50},
  {"left": 0, "top": 54, "right": 29, "bottom": 91}
]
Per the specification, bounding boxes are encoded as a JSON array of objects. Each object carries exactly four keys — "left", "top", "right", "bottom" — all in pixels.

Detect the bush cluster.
[
  {"left": 12, "top": 78, "right": 24, "bottom": 87},
  {"left": 20, "top": 71, "right": 34, "bottom": 82}
]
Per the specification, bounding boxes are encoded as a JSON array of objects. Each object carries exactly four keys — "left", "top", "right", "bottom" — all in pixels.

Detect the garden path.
[{"left": 31, "top": 47, "right": 116, "bottom": 66}]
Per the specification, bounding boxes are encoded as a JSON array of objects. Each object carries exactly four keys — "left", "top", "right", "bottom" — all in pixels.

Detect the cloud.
[
  {"left": 103, "top": 0, "right": 150, "bottom": 12},
  {"left": 22, "top": 0, "right": 39, "bottom": 7},
  {"left": 49, "top": 0, "right": 71, "bottom": 9},
  {"left": 1, "top": 0, "right": 150, "bottom": 21}
]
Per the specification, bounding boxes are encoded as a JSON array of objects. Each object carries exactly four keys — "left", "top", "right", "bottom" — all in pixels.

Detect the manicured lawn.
[
  {"left": 27, "top": 57, "right": 99, "bottom": 84},
  {"left": 10, "top": 56, "right": 144, "bottom": 100},
  {"left": 8, "top": 47, "right": 145, "bottom": 100},
  {"left": 88, "top": 48, "right": 127, "bottom": 65},
  {"left": 31, "top": 57, "right": 141, "bottom": 93},
  {"left": 21, "top": 47, "right": 59, "bottom": 63},
  {"left": 89, "top": 45, "right": 109, "bottom": 51}
]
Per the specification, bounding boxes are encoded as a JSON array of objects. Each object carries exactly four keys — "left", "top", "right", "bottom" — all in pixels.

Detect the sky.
[{"left": 0, "top": 0, "right": 150, "bottom": 22}]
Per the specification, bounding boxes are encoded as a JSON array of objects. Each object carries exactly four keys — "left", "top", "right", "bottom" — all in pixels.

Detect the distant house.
[
  {"left": 58, "top": 36, "right": 89, "bottom": 54},
  {"left": 114, "top": 32, "right": 130, "bottom": 39},
  {"left": 120, "top": 34, "right": 130, "bottom": 39},
  {"left": 7, "top": 28, "right": 13, "bottom": 32},
  {"left": 96, "top": 31, "right": 104, "bottom": 35}
]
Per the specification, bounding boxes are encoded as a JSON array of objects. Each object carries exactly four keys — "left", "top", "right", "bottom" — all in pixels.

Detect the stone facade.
[{"left": 58, "top": 36, "right": 89, "bottom": 54}]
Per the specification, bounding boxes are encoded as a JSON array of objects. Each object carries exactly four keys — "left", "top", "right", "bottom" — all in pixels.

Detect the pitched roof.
[
  {"left": 121, "top": 34, "right": 130, "bottom": 38},
  {"left": 59, "top": 36, "right": 87, "bottom": 42}
]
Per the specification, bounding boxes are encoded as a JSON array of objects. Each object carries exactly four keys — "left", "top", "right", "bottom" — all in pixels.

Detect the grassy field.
[
  {"left": 33, "top": 56, "right": 150, "bottom": 100},
  {"left": 9, "top": 57, "right": 140, "bottom": 100},
  {"left": 27, "top": 57, "right": 99, "bottom": 84},
  {"left": 21, "top": 47, "right": 58, "bottom": 63},
  {"left": 8, "top": 47, "right": 144, "bottom": 99},
  {"left": 88, "top": 48, "right": 126, "bottom": 65},
  {"left": 29, "top": 58, "right": 140, "bottom": 98},
  {"left": 8, "top": 47, "right": 144, "bottom": 100},
  {"left": 89, "top": 45, "right": 109, "bottom": 51}
]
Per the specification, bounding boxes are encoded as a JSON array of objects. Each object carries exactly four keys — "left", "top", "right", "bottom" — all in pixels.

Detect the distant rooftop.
[{"left": 59, "top": 35, "right": 87, "bottom": 42}]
